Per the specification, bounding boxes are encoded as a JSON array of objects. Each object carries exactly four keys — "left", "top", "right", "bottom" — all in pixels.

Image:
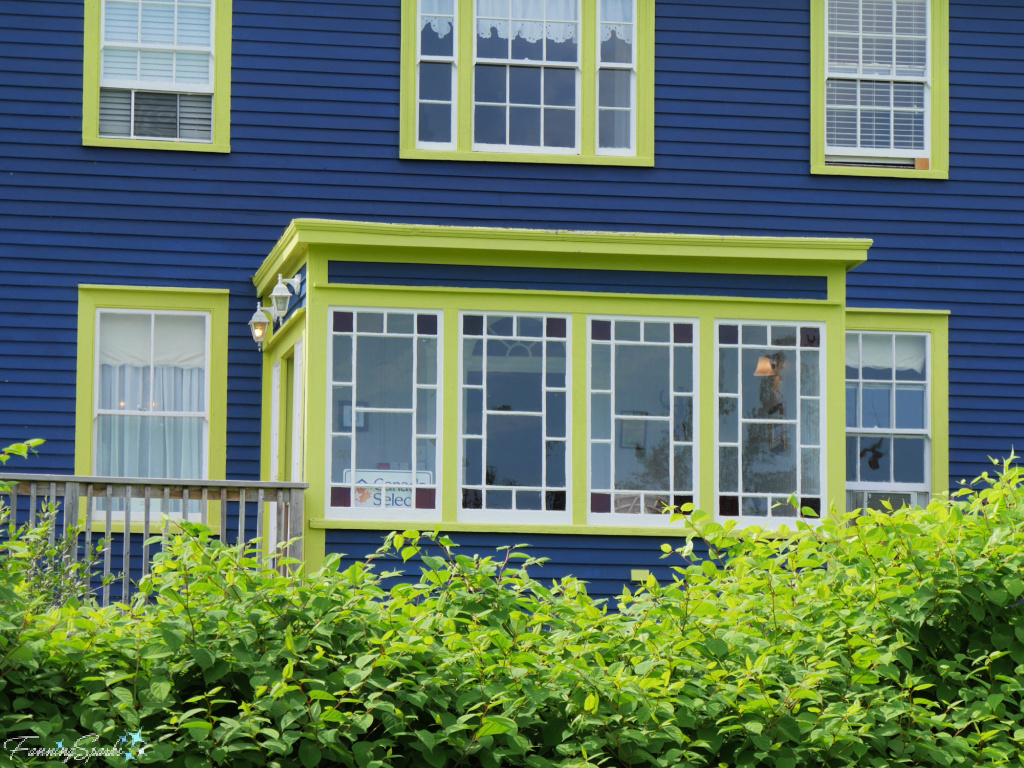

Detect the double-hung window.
[
  {"left": 83, "top": 0, "right": 231, "bottom": 151},
  {"left": 95, "top": 310, "right": 210, "bottom": 481},
  {"left": 845, "top": 331, "right": 931, "bottom": 510},
  {"left": 812, "top": 0, "right": 948, "bottom": 177},
  {"left": 403, "top": 0, "right": 653, "bottom": 164}
]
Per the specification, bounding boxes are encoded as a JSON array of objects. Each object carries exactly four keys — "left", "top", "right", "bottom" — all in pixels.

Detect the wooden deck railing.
[{"left": 0, "top": 474, "right": 307, "bottom": 606}]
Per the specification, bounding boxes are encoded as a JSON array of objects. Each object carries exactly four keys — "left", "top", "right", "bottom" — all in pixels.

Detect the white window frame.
[
  {"left": 92, "top": 308, "right": 212, "bottom": 480},
  {"left": 587, "top": 315, "right": 698, "bottom": 526},
  {"left": 458, "top": 311, "right": 572, "bottom": 525},
  {"left": 325, "top": 307, "right": 443, "bottom": 523},
  {"left": 714, "top": 320, "right": 826, "bottom": 528},
  {"left": 594, "top": 0, "right": 637, "bottom": 157},
  {"left": 99, "top": 0, "right": 216, "bottom": 142},
  {"left": 470, "top": 0, "right": 584, "bottom": 154},
  {"left": 845, "top": 330, "right": 931, "bottom": 509},
  {"left": 824, "top": 0, "right": 931, "bottom": 162}
]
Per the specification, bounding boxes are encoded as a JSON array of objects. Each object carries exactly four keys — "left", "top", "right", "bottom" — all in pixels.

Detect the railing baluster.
[
  {"left": 29, "top": 482, "right": 37, "bottom": 528},
  {"left": 201, "top": 488, "right": 208, "bottom": 527},
  {"left": 289, "top": 487, "right": 304, "bottom": 565},
  {"left": 65, "top": 483, "right": 78, "bottom": 566},
  {"left": 123, "top": 484, "right": 132, "bottom": 604},
  {"left": 103, "top": 485, "right": 113, "bottom": 607},
  {"left": 237, "top": 489, "right": 246, "bottom": 550},
  {"left": 47, "top": 482, "right": 57, "bottom": 545},
  {"left": 219, "top": 488, "right": 227, "bottom": 543},
  {"left": 183, "top": 487, "right": 190, "bottom": 524},
  {"left": 142, "top": 486, "right": 152, "bottom": 578},
  {"left": 256, "top": 488, "right": 264, "bottom": 564},
  {"left": 275, "top": 488, "right": 284, "bottom": 566},
  {"left": 84, "top": 484, "right": 94, "bottom": 587},
  {"left": 162, "top": 487, "right": 170, "bottom": 547},
  {"left": 8, "top": 486, "right": 17, "bottom": 525}
]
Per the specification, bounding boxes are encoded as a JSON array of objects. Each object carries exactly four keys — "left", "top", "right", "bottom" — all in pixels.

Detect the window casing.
[
  {"left": 459, "top": 312, "right": 570, "bottom": 524},
  {"left": 716, "top": 322, "right": 825, "bottom": 523},
  {"left": 403, "top": 0, "right": 653, "bottom": 165},
  {"left": 845, "top": 331, "right": 930, "bottom": 510},
  {"left": 327, "top": 308, "right": 442, "bottom": 521},
  {"left": 83, "top": 0, "right": 231, "bottom": 151},
  {"left": 588, "top": 317, "right": 696, "bottom": 524},
  {"left": 811, "top": 0, "right": 948, "bottom": 177}
]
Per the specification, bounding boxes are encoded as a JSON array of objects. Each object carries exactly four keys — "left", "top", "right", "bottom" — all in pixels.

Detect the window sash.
[
  {"left": 824, "top": 0, "right": 931, "bottom": 156},
  {"left": 587, "top": 315, "right": 697, "bottom": 525},
  {"left": 92, "top": 309, "right": 211, "bottom": 480}
]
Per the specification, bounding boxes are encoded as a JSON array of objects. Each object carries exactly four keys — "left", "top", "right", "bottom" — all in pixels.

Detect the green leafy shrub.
[{"left": 1, "top": 459, "right": 1023, "bottom": 767}]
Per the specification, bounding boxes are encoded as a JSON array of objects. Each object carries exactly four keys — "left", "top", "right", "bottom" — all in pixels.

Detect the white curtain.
[
  {"left": 476, "top": 0, "right": 578, "bottom": 43},
  {"left": 96, "top": 312, "right": 207, "bottom": 480},
  {"left": 601, "top": 0, "right": 633, "bottom": 42},
  {"left": 847, "top": 333, "right": 926, "bottom": 374}
]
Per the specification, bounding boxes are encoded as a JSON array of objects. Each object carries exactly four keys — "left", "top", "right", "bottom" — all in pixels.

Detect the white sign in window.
[
  {"left": 717, "top": 322, "right": 825, "bottom": 522},
  {"left": 588, "top": 317, "right": 696, "bottom": 521},
  {"left": 328, "top": 309, "right": 441, "bottom": 515}
]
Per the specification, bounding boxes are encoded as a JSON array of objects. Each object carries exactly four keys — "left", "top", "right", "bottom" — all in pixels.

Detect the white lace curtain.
[
  {"left": 601, "top": 0, "right": 633, "bottom": 43},
  {"left": 475, "top": 0, "right": 578, "bottom": 44},
  {"left": 96, "top": 312, "right": 207, "bottom": 480}
]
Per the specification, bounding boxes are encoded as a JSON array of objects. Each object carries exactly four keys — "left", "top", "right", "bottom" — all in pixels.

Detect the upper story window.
[
  {"left": 82, "top": 0, "right": 232, "bottom": 152},
  {"left": 845, "top": 331, "right": 931, "bottom": 510},
  {"left": 402, "top": 0, "right": 654, "bottom": 165},
  {"left": 811, "top": 0, "right": 948, "bottom": 178}
]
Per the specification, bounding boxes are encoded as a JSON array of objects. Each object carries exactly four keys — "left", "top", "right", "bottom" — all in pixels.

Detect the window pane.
[
  {"left": 720, "top": 446, "right": 738, "bottom": 492},
  {"left": 543, "top": 107, "right": 575, "bottom": 147},
  {"left": 332, "top": 335, "right": 352, "bottom": 382},
  {"left": 893, "top": 437, "right": 925, "bottom": 483},
  {"left": 487, "top": 414, "right": 543, "bottom": 486},
  {"left": 600, "top": 24, "right": 632, "bottom": 63},
  {"left": 487, "top": 338, "right": 542, "bottom": 411},
  {"left": 862, "top": 334, "right": 893, "bottom": 379},
  {"left": 99, "top": 89, "right": 132, "bottom": 136},
  {"left": 510, "top": 106, "right": 541, "bottom": 145},
  {"left": 860, "top": 436, "right": 891, "bottom": 483},
  {"left": 598, "top": 109, "right": 631, "bottom": 149},
  {"left": 861, "top": 383, "right": 892, "bottom": 429},
  {"left": 420, "top": 61, "right": 453, "bottom": 101},
  {"left": 592, "top": 442, "right": 611, "bottom": 490},
  {"left": 719, "top": 397, "right": 738, "bottom": 444},
  {"left": 355, "top": 412, "right": 413, "bottom": 473},
  {"left": 895, "top": 334, "right": 927, "bottom": 380},
  {"left": 357, "top": 336, "right": 414, "bottom": 409},
  {"left": 615, "top": 419, "right": 670, "bottom": 491},
  {"left": 674, "top": 347, "right": 693, "bottom": 393},
  {"left": 421, "top": 14, "right": 455, "bottom": 56},
  {"left": 895, "top": 385, "right": 926, "bottom": 429},
  {"left": 615, "top": 345, "right": 669, "bottom": 417},
  {"left": 742, "top": 348, "right": 796, "bottom": 421},
  {"left": 591, "top": 343, "right": 611, "bottom": 390},
  {"left": 599, "top": 69, "right": 630, "bottom": 108},
  {"left": 742, "top": 423, "right": 797, "bottom": 495},
  {"left": 134, "top": 91, "right": 177, "bottom": 138},
  {"left": 96, "top": 414, "right": 205, "bottom": 479},
  {"left": 544, "top": 67, "right": 575, "bottom": 106},
  {"left": 475, "top": 104, "right": 506, "bottom": 144},
  {"left": 510, "top": 65, "right": 541, "bottom": 104}
]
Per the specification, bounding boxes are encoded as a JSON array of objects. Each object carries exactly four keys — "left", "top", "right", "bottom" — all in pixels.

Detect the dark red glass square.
[
  {"left": 719, "top": 495, "right": 739, "bottom": 516},
  {"left": 415, "top": 488, "right": 435, "bottom": 509},
  {"left": 462, "top": 489, "right": 482, "bottom": 509},
  {"left": 330, "top": 487, "right": 351, "bottom": 507},
  {"left": 673, "top": 494, "right": 693, "bottom": 513},
  {"left": 417, "top": 314, "right": 438, "bottom": 335},
  {"left": 546, "top": 317, "right": 566, "bottom": 338},
  {"left": 800, "top": 327, "right": 821, "bottom": 348},
  {"left": 719, "top": 325, "right": 738, "bottom": 345},
  {"left": 591, "top": 493, "right": 611, "bottom": 513},
  {"left": 592, "top": 320, "right": 611, "bottom": 341},
  {"left": 673, "top": 323, "right": 693, "bottom": 344},
  {"left": 333, "top": 312, "right": 353, "bottom": 333}
]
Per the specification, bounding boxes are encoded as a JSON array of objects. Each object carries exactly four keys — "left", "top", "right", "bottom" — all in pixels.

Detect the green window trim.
[
  {"left": 74, "top": 285, "right": 231, "bottom": 532},
  {"left": 810, "top": 0, "right": 949, "bottom": 180},
  {"left": 399, "top": 0, "right": 655, "bottom": 166},
  {"left": 845, "top": 307, "right": 949, "bottom": 504},
  {"left": 81, "top": 0, "right": 233, "bottom": 153}
]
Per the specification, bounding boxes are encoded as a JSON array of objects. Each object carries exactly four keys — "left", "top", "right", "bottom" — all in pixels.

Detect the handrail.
[{"left": 0, "top": 473, "right": 307, "bottom": 490}]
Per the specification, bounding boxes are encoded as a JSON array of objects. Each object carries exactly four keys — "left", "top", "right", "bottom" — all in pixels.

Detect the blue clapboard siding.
[
  {"left": 324, "top": 529, "right": 710, "bottom": 604},
  {"left": 1, "top": 0, "right": 1023, "bottom": 500},
  {"left": 327, "top": 262, "right": 829, "bottom": 299}
]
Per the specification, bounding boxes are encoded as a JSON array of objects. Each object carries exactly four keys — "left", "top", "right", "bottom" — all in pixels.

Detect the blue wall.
[{"left": 1, "top": 0, "right": 1023, "bottom": 493}]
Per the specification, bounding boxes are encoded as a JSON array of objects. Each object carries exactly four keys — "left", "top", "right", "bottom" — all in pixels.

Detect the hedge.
[{"left": 1, "top": 457, "right": 1024, "bottom": 767}]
